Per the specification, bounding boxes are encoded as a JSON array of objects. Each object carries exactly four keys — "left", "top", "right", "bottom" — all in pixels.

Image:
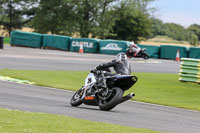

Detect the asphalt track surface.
[
  {"left": 0, "top": 46, "right": 200, "bottom": 133},
  {"left": 0, "top": 45, "right": 180, "bottom": 73}
]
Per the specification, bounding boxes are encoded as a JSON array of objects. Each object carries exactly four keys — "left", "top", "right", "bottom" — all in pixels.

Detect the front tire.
[
  {"left": 70, "top": 89, "right": 83, "bottom": 106},
  {"left": 98, "top": 87, "right": 123, "bottom": 111}
]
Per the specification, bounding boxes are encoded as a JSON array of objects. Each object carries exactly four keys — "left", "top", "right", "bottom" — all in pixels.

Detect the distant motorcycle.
[
  {"left": 70, "top": 70, "right": 138, "bottom": 111},
  {"left": 126, "top": 48, "right": 149, "bottom": 59}
]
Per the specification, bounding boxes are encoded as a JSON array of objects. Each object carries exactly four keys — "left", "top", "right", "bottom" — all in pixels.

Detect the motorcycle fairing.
[
  {"left": 110, "top": 75, "right": 137, "bottom": 91},
  {"left": 84, "top": 73, "right": 96, "bottom": 87},
  {"left": 81, "top": 73, "right": 96, "bottom": 100}
]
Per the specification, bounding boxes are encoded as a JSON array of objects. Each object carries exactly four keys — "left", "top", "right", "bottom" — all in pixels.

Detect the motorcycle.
[
  {"left": 126, "top": 48, "right": 149, "bottom": 59},
  {"left": 70, "top": 70, "right": 138, "bottom": 111}
]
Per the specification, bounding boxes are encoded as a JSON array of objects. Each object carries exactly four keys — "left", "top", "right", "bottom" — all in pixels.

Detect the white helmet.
[
  {"left": 116, "top": 52, "right": 127, "bottom": 61},
  {"left": 130, "top": 41, "right": 134, "bottom": 46}
]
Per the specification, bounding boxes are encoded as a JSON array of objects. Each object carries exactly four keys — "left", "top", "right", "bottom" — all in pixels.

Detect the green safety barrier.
[
  {"left": 179, "top": 58, "right": 200, "bottom": 84},
  {"left": 189, "top": 47, "right": 200, "bottom": 59},
  {"left": 160, "top": 45, "right": 188, "bottom": 60},
  {"left": 42, "top": 34, "right": 71, "bottom": 50},
  {"left": 10, "top": 30, "right": 42, "bottom": 48},
  {"left": 179, "top": 73, "right": 200, "bottom": 83},
  {"left": 137, "top": 44, "right": 160, "bottom": 58},
  {"left": 181, "top": 58, "right": 200, "bottom": 67},
  {"left": 70, "top": 38, "right": 99, "bottom": 53},
  {"left": 180, "top": 66, "right": 200, "bottom": 75},
  {"left": 99, "top": 40, "right": 129, "bottom": 55}
]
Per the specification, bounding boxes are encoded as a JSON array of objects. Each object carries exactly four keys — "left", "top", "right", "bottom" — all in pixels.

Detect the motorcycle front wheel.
[
  {"left": 70, "top": 88, "right": 83, "bottom": 106},
  {"left": 98, "top": 87, "right": 123, "bottom": 111}
]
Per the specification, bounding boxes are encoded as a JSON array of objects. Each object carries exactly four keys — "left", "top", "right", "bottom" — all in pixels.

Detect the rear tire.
[
  {"left": 142, "top": 53, "right": 149, "bottom": 60},
  {"left": 98, "top": 87, "right": 123, "bottom": 111},
  {"left": 70, "top": 89, "right": 83, "bottom": 106},
  {"left": 126, "top": 50, "right": 132, "bottom": 58}
]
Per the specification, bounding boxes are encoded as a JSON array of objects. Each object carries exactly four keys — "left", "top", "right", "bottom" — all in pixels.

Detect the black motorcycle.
[
  {"left": 70, "top": 70, "right": 138, "bottom": 111},
  {"left": 126, "top": 48, "right": 149, "bottom": 59}
]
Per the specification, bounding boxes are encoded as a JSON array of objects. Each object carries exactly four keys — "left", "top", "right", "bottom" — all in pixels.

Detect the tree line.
[
  {"left": 151, "top": 18, "right": 200, "bottom": 45},
  {"left": 0, "top": 0, "right": 200, "bottom": 45}
]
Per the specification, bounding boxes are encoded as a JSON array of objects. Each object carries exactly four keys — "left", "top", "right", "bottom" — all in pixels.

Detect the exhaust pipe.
[{"left": 120, "top": 93, "right": 135, "bottom": 104}]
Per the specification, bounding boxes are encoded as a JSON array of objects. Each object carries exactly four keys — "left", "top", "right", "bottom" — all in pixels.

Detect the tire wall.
[
  {"left": 10, "top": 30, "right": 200, "bottom": 60},
  {"left": 189, "top": 47, "right": 200, "bottom": 59},
  {"left": 42, "top": 34, "right": 71, "bottom": 50},
  {"left": 10, "top": 30, "right": 42, "bottom": 48},
  {"left": 160, "top": 45, "right": 188, "bottom": 60},
  {"left": 137, "top": 44, "right": 160, "bottom": 58}
]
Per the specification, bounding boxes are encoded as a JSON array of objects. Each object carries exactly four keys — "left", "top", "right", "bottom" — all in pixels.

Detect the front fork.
[
  {"left": 80, "top": 86, "right": 87, "bottom": 100},
  {"left": 81, "top": 85, "right": 96, "bottom": 100}
]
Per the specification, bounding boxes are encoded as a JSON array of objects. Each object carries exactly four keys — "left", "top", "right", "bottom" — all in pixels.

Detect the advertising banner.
[
  {"left": 99, "top": 40, "right": 129, "bottom": 55},
  {"left": 70, "top": 38, "right": 99, "bottom": 53}
]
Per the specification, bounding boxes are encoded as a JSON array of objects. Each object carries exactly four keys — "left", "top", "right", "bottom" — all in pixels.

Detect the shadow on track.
[{"left": 65, "top": 104, "right": 122, "bottom": 113}]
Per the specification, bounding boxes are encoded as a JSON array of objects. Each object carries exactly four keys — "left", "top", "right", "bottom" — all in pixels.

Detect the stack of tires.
[{"left": 0, "top": 36, "right": 3, "bottom": 49}]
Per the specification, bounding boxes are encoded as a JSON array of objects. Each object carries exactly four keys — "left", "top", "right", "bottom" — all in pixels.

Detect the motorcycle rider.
[
  {"left": 128, "top": 41, "right": 141, "bottom": 56},
  {"left": 92, "top": 52, "right": 131, "bottom": 89}
]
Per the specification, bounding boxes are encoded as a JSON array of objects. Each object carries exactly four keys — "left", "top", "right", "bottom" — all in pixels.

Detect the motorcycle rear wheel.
[
  {"left": 142, "top": 53, "right": 149, "bottom": 60},
  {"left": 126, "top": 50, "right": 133, "bottom": 58},
  {"left": 98, "top": 87, "right": 123, "bottom": 111},
  {"left": 70, "top": 89, "right": 83, "bottom": 106}
]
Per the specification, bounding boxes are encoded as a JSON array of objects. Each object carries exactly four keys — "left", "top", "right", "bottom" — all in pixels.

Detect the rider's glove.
[{"left": 90, "top": 67, "right": 97, "bottom": 73}]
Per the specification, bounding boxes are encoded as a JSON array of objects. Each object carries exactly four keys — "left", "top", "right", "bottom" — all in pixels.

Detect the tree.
[
  {"left": 189, "top": 34, "right": 198, "bottom": 46},
  {"left": 71, "top": 0, "right": 118, "bottom": 38},
  {"left": 0, "top": 0, "right": 37, "bottom": 36},
  {"left": 30, "top": 0, "right": 75, "bottom": 35},
  {"left": 151, "top": 20, "right": 193, "bottom": 42},
  {"left": 187, "top": 24, "right": 200, "bottom": 41},
  {"left": 30, "top": 0, "right": 118, "bottom": 37},
  {"left": 107, "top": 0, "right": 154, "bottom": 42},
  {"left": 163, "top": 23, "right": 188, "bottom": 41},
  {"left": 151, "top": 18, "right": 166, "bottom": 37},
  {"left": 1, "top": 0, "right": 157, "bottom": 40}
]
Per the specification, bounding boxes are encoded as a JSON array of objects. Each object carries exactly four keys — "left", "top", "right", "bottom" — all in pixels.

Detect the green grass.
[
  {"left": 0, "top": 108, "right": 160, "bottom": 133},
  {"left": 126, "top": 73, "right": 200, "bottom": 111},
  {"left": 0, "top": 69, "right": 87, "bottom": 90},
  {"left": 0, "top": 69, "right": 200, "bottom": 111},
  {"left": 3, "top": 37, "right": 10, "bottom": 44},
  {"left": 146, "top": 36, "right": 190, "bottom": 44}
]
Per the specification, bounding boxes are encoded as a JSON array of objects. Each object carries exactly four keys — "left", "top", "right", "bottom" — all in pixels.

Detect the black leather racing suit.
[
  {"left": 96, "top": 59, "right": 131, "bottom": 75},
  {"left": 94, "top": 59, "right": 131, "bottom": 88}
]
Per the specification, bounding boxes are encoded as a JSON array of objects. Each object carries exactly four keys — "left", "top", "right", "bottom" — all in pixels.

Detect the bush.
[{"left": 190, "top": 34, "right": 198, "bottom": 46}]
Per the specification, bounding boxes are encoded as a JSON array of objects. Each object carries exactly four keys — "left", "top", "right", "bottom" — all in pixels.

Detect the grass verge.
[
  {"left": 144, "top": 35, "right": 190, "bottom": 44},
  {"left": 3, "top": 37, "right": 10, "bottom": 45},
  {"left": 0, "top": 108, "right": 160, "bottom": 133},
  {"left": 0, "top": 69, "right": 200, "bottom": 111}
]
